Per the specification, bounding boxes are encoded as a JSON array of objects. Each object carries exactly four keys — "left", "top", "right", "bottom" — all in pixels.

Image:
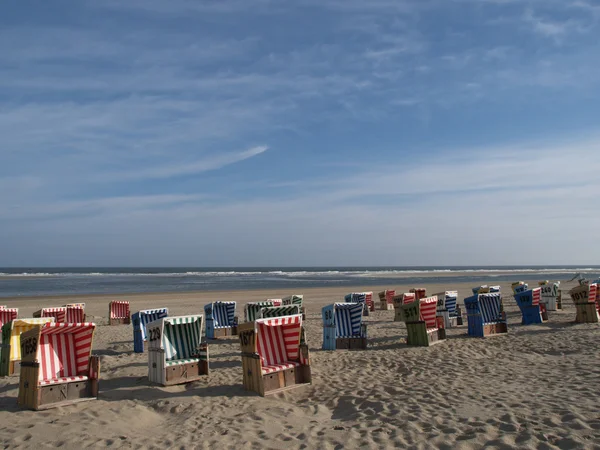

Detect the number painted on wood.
[
  {"left": 148, "top": 328, "right": 161, "bottom": 342},
  {"left": 239, "top": 330, "right": 254, "bottom": 348},
  {"left": 21, "top": 337, "right": 37, "bottom": 356},
  {"left": 324, "top": 310, "right": 332, "bottom": 321}
]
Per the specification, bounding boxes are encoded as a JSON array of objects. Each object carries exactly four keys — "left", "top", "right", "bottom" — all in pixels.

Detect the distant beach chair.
[
  {"left": 259, "top": 305, "right": 300, "bottom": 319},
  {"left": 1, "top": 318, "right": 55, "bottom": 377},
  {"left": 540, "top": 282, "right": 562, "bottom": 311},
  {"left": 569, "top": 284, "right": 599, "bottom": 323},
  {"left": 511, "top": 282, "right": 528, "bottom": 295},
  {"left": 282, "top": 295, "right": 306, "bottom": 318},
  {"left": 33, "top": 307, "right": 66, "bottom": 323},
  {"left": 245, "top": 300, "right": 282, "bottom": 322},
  {"left": 204, "top": 302, "right": 237, "bottom": 339},
  {"left": 378, "top": 290, "right": 395, "bottom": 311},
  {"left": 472, "top": 285, "right": 501, "bottom": 295},
  {"left": 322, "top": 303, "right": 367, "bottom": 350},
  {"left": 18, "top": 323, "right": 99, "bottom": 410},
  {"left": 514, "top": 288, "right": 547, "bottom": 325},
  {"left": 63, "top": 304, "right": 86, "bottom": 323},
  {"left": 0, "top": 308, "right": 19, "bottom": 333},
  {"left": 393, "top": 293, "right": 416, "bottom": 322},
  {"left": 132, "top": 308, "right": 169, "bottom": 353},
  {"left": 238, "top": 314, "right": 310, "bottom": 396},
  {"left": 108, "top": 301, "right": 131, "bottom": 325},
  {"left": 409, "top": 288, "right": 427, "bottom": 301},
  {"left": 398, "top": 296, "right": 446, "bottom": 346},
  {"left": 345, "top": 292, "right": 374, "bottom": 316},
  {"left": 464, "top": 293, "right": 507, "bottom": 337},
  {"left": 146, "top": 315, "right": 208, "bottom": 386},
  {"left": 434, "top": 291, "right": 462, "bottom": 328}
]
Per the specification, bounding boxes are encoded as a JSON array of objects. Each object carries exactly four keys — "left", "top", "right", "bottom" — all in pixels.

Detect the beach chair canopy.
[
  {"left": 436, "top": 291, "right": 458, "bottom": 314},
  {"left": 65, "top": 305, "right": 85, "bottom": 323},
  {"left": 148, "top": 315, "right": 203, "bottom": 363},
  {"left": 110, "top": 301, "right": 130, "bottom": 319},
  {"left": 282, "top": 295, "right": 303, "bottom": 306},
  {"left": 514, "top": 288, "right": 541, "bottom": 310},
  {"left": 205, "top": 302, "right": 235, "bottom": 327},
  {"left": 255, "top": 314, "right": 303, "bottom": 374},
  {"left": 0, "top": 308, "right": 19, "bottom": 332},
  {"left": 259, "top": 305, "right": 300, "bottom": 319},
  {"left": 245, "top": 301, "right": 278, "bottom": 322},
  {"left": 512, "top": 282, "right": 528, "bottom": 294},
  {"left": 379, "top": 290, "right": 395, "bottom": 302},
  {"left": 34, "top": 323, "right": 96, "bottom": 385},
  {"left": 419, "top": 297, "right": 438, "bottom": 328},
  {"left": 266, "top": 299, "right": 283, "bottom": 306},
  {"left": 332, "top": 303, "right": 363, "bottom": 337},
  {"left": 40, "top": 307, "right": 67, "bottom": 323},
  {"left": 3, "top": 318, "right": 55, "bottom": 362},
  {"left": 134, "top": 308, "right": 169, "bottom": 340},
  {"left": 465, "top": 293, "right": 503, "bottom": 324},
  {"left": 401, "top": 293, "right": 416, "bottom": 304},
  {"left": 344, "top": 292, "right": 372, "bottom": 304}
]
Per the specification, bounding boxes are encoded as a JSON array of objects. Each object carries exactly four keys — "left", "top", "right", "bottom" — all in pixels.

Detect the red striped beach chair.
[
  {"left": 393, "top": 293, "right": 415, "bottom": 321},
  {"left": 410, "top": 288, "right": 427, "bottom": 301},
  {"left": 569, "top": 284, "right": 599, "bottom": 323},
  {"left": 239, "top": 314, "right": 311, "bottom": 396},
  {"left": 64, "top": 304, "right": 86, "bottom": 323},
  {"left": 18, "top": 323, "right": 99, "bottom": 410},
  {"left": 398, "top": 296, "right": 446, "bottom": 346},
  {"left": 1, "top": 318, "right": 54, "bottom": 377},
  {"left": 378, "top": 290, "right": 395, "bottom": 310},
  {"left": 0, "top": 308, "right": 19, "bottom": 333},
  {"left": 109, "top": 301, "right": 131, "bottom": 325},
  {"left": 33, "top": 307, "right": 66, "bottom": 323}
]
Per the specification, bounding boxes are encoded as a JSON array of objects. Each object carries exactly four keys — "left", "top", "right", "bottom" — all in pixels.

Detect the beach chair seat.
[
  {"left": 434, "top": 291, "right": 462, "bottom": 328},
  {"left": 393, "top": 293, "right": 415, "bottom": 322},
  {"left": 322, "top": 303, "right": 367, "bottom": 350},
  {"left": 18, "top": 323, "right": 99, "bottom": 410},
  {"left": 205, "top": 302, "right": 237, "bottom": 339},
  {"left": 540, "top": 282, "right": 561, "bottom": 311},
  {"left": 1, "top": 318, "right": 55, "bottom": 377},
  {"left": 569, "top": 284, "right": 599, "bottom": 323},
  {"left": 378, "top": 290, "right": 395, "bottom": 310},
  {"left": 282, "top": 295, "right": 306, "bottom": 318},
  {"left": 146, "top": 315, "right": 208, "bottom": 386},
  {"left": 515, "top": 288, "right": 547, "bottom": 325},
  {"left": 109, "top": 301, "right": 131, "bottom": 325},
  {"left": 398, "top": 296, "right": 446, "bottom": 346},
  {"left": 239, "top": 314, "right": 310, "bottom": 396},
  {"left": 345, "top": 292, "right": 374, "bottom": 316},
  {"left": 132, "top": 308, "right": 169, "bottom": 353},
  {"left": 260, "top": 305, "right": 300, "bottom": 319},
  {"left": 464, "top": 293, "right": 507, "bottom": 337},
  {"left": 33, "top": 307, "right": 66, "bottom": 323}
]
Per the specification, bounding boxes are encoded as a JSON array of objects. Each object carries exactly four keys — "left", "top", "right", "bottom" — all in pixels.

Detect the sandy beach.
[{"left": 1, "top": 279, "right": 599, "bottom": 449}]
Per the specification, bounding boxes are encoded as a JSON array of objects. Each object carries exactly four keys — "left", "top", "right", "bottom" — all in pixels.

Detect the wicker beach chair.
[
  {"left": 569, "top": 284, "right": 599, "bottom": 323},
  {"left": 393, "top": 293, "right": 415, "bottom": 322},
  {"left": 472, "top": 285, "right": 501, "bottom": 295},
  {"left": 514, "top": 288, "right": 547, "bottom": 325},
  {"left": 146, "top": 315, "right": 208, "bottom": 386},
  {"left": 1, "top": 318, "right": 55, "bottom": 377},
  {"left": 0, "top": 308, "right": 19, "bottom": 333},
  {"left": 18, "top": 323, "right": 99, "bottom": 410},
  {"left": 63, "top": 304, "right": 86, "bottom": 323},
  {"left": 434, "top": 291, "right": 462, "bottom": 328},
  {"left": 245, "top": 301, "right": 282, "bottom": 323},
  {"left": 409, "top": 288, "right": 427, "bottom": 301},
  {"left": 239, "top": 314, "right": 310, "bottom": 396},
  {"left": 344, "top": 292, "right": 374, "bottom": 316},
  {"left": 540, "top": 282, "right": 562, "bottom": 311},
  {"left": 132, "top": 308, "right": 169, "bottom": 353},
  {"left": 398, "top": 296, "right": 445, "bottom": 346},
  {"left": 511, "top": 282, "right": 528, "bottom": 295},
  {"left": 205, "top": 302, "right": 237, "bottom": 339},
  {"left": 378, "top": 290, "right": 395, "bottom": 310},
  {"left": 322, "top": 303, "right": 367, "bottom": 350},
  {"left": 108, "top": 301, "right": 131, "bottom": 325},
  {"left": 33, "top": 307, "right": 66, "bottom": 323},
  {"left": 282, "top": 295, "right": 306, "bottom": 318},
  {"left": 259, "top": 305, "right": 300, "bottom": 319},
  {"left": 464, "top": 293, "right": 507, "bottom": 337}
]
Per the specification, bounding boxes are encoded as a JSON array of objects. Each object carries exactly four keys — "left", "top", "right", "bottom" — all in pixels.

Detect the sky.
[{"left": 1, "top": 0, "right": 600, "bottom": 267}]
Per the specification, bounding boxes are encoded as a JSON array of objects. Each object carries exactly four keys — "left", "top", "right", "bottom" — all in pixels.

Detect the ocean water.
[{"left": 1, "top": 266, "right": 598, "bottom": 298}]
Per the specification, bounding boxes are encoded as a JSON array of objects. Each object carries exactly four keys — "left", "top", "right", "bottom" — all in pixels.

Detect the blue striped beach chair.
[
  {"left": 511, "top": 282, "right": 528, "bottom": 295},
  {"left": 146, "top": 315, "right": 209, "bottom": 386},
  {"left": 434, "top": 291, "right": 461, "bottom": 328},
  {"left": 205, "top": 302, "right": 238, "bottom": 339},
  {"left": 540, "top": 281, "right": 561, "bottom": 311},
  {"left": 259, "top": 305, "right": 300, "bottom": 319},
  {"left": 514, "top": 288, "right": 546, "bottom": 325},
  {"left": 322, "top": 303, "right": 367, "bottom": 350},
  {"left": 344, "top": 292, "right": 373, "bottom": 316},
  {"left": 464, "top": 293, "right": 507, "bottom": 337},
  {"left": 132, "top": 308, "right": 169, "bottom": 353}
]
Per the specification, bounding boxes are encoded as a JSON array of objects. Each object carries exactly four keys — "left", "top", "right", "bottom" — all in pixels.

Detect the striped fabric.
[
  {"left": 419, "top": 297, "right": 438, "bottom": 329},
  {"left": 137, "top": 308, "right": 169, "bottom": 340},
  {"left": 541, "top": 282, "right": 559, "bottom": 298},
  {"left": 206, "top": 302, "right": 235, "bottom": 327},
  {"left": 165, "top": 358, "right": 201, "bottom": 366},
  {"left": 36, "top": 323, "right": 95, "bottom": 383},
  {"left": 40, "top": 307, "right": 67, "bottom": 323},
  {"left": 334, "top": 303, "right": 363, "bottom": 337},
  {"left": 245, "top": 301, "right": 277, "bottom": 322},
  {"left": 345, "top": 292, "right": 373, "bottom": 308},
  {"left": 0, "top": 309, "right": 19, "bottom": 333},
  {"left": 163, "top": 316, "right": 203, "bottom": 361},
  {"left": 259, "top": 305, "right": 300, "bottom": 319},
  {"left": 39, "top": 376, "right": 88, "bottom": 386},
  {"left": 110, "top": 301, "right": 130, "bottom": 319},
  {"left": 266, "top": 299, "right": 283, "bottom": 306},
  {"left": 256, "top": 315, "right": 302, "bottom": 368},
  {"left": 402, "top": 293, "right": 416, "bottom": 304},
  {"left": 262, "top": 362, "right": 300, "bottom": 375},
  {"left": 479, "top": 294, "right": 503, "bottom": 324},
  {"left": 64, "top": 303, "right": 86, "bottom": 308},
  {"left": 65, "top": 305, "right": 85, "bottom": 323},
  {"left": 380, "top": 290, "right": 396, "bottom": 304},
  {"left": 282, "top": 295, "right": 303, "bottom": 307},
  {"left": 410, "top": 288, "right": 427, "bottom": 301},
  {"left": 531, "top": 288, "right": 541, "bottom": 306},
  {"left": 5, "top": 318, "right": 55, "bottom": 361},
  {"left": 0, "top": 306, "right": 5, "bottom": 309},
  {"left": 444, "top": 292, "right": 458, "bottom": 316}
]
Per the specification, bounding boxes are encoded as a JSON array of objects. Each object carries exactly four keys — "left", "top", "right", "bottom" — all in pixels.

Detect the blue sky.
[{"left": 2, "top": 0, "right": 600, "bottom": 266}]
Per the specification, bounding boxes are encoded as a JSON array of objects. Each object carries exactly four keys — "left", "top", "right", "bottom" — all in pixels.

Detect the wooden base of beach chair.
[
  {"left": 405, "top": 322, "right": 446, "bottom": 347},
  {"left": 163, "top": 361, "right": 209, "bottom": 386},
  {"left": 210, "top": 326, "right": 238, "bottom": 339},
  {"left": 4, "top": 360, "right": 20, "bottom": 377},
  {"left": 574, "top": 303, "right": 599, "bottom": 323},
  {"left": 109, "top": 317, "right": 131, "bottom": 326},
  {"left": 242, "top": 355, "right": 311, "bottom": 397},
  {"left": 19, "top": 357, "right": 100, "bottom": 411},
  {"left": 335, "top": 337, "right": 367, "bottom": 350},
  {"left": 380, "top": 302, "right": 394, "bottom": 311},
  {"left": 521, "top": 306, "right": 545, "bottom": 325},
  {"left": 482, "top": 322, "right": 508, "bottom": 337}
]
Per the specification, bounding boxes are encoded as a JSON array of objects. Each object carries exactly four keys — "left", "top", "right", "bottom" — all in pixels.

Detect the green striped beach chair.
[
  {"left": 282, "top": 294, "right": 306, "bottom": 318},
  {"left": 245, "top": 300, "right": 282, "bottom": 322},
  {"left": 259, "top": 305, "right": 300, "bottom": 319},
  {"left": 146, "top": 315, "right": 209, "bottom": 386}
]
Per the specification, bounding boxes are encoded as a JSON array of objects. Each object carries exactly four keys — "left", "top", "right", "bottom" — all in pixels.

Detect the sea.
[{"left": 1, "top": 266, "right": 599, "bottom": 298}]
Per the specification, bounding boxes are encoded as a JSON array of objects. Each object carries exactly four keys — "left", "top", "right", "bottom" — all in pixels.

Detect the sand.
[{"left": 1, "top": 279, "right": 600, "bottom": 449}]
